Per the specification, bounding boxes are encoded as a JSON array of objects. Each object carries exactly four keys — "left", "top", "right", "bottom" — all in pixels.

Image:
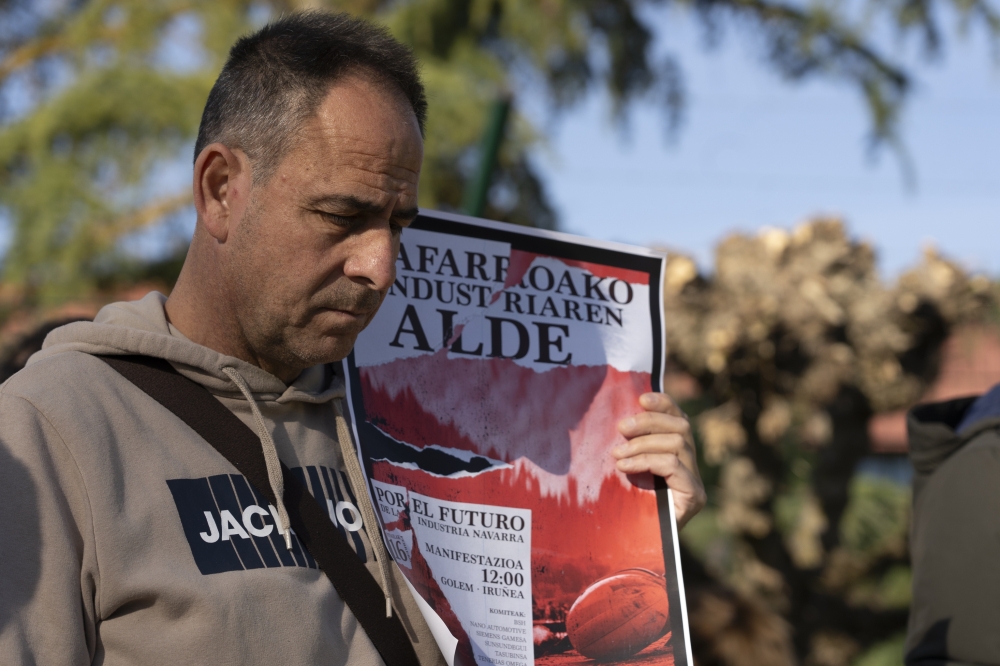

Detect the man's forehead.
[
  {"left": 309, "top": 193, "right": 419, "bottom": 221},
  {"left": 255, "top": 72, "right": 423, "bottom": 210},
  {"left": 294, "top": 85, "right": 422, "bottom": 167},
  {"left": 312, "top": 74, "right": 421, "bottom": 137}
]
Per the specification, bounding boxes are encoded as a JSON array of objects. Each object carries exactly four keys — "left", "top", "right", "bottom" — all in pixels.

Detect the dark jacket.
[{"left": 906, "top": 385, "right": 1000, "bottom": 665}]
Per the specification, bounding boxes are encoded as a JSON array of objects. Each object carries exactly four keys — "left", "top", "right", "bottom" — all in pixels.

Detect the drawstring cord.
[
  {"left": 334, "top": 399, "right": 395, "bottom": 619},
  {"left": 221, "top": 367, "right": 293, "bottom": 550},
  {"left": 221, "top": 367, "right": 395, "bottom": 619}
]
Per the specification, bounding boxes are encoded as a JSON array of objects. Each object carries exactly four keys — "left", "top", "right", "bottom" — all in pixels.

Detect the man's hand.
[{"left": 613, "top": 392, "right": 706, "bottom": 528}]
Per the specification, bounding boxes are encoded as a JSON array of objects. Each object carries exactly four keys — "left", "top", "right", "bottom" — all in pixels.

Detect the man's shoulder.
[
  {"left": 918, "top": 423, "right": 1000, "bottom": 516},
  {"left": 2, "top": 351, "right": 121, "bottom": 410},
  {"left": 944, "top": 422, "right": 1000, "bottom": 469}
]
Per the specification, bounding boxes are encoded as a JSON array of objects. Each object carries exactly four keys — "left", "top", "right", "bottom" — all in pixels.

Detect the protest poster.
[{"left": 342, "top": 210, "right": 692, "bottom": 666}]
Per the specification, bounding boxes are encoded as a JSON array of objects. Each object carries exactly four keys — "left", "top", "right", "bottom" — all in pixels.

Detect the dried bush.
[{"left": 666, "top": 218, "right": 995, "bottom": 665}]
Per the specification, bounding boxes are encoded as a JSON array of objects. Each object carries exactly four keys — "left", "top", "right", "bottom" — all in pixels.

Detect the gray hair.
[{"left": 194, "top": 11, "right": 426, "bottom": 183}]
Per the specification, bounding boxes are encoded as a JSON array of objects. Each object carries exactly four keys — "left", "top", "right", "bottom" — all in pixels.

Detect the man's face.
[{"left": 227, "top": 73, "right": 423, "bottom": 377}]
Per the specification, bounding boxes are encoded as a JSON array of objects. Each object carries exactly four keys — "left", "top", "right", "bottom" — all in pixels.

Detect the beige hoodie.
[{"left": 0, "top": 292, "right": 445, "bottom": 666}]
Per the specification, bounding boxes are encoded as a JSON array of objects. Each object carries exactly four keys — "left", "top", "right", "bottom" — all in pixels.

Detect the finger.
[
  {"left": 615, "top": 448, "right": 704, "bottom": 489},
  {"left": 615, "top": 454, "right": 703, "bottom": 503},
  {"left": 616, "top": 451, "right": 682, "bottom": 478},
  {"left": 618, "top": 410, "right": 692, "bottom": 440},
  {"left": 614, "top": 434, "right": 697, "bottom": 474},
  {"left": 616, "top": 455, "right": 706, "bottom": 527},
  {"left": 613, "top": 433, "right": 686, "bottom": 458},
  {"left": 638, "top": 392, "right": 684, "bottom": 417}
]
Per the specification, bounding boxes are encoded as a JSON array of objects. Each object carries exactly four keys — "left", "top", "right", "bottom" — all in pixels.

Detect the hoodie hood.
[
  {"left": 30, "top": 291, "right": 346, "bottom": 554},
  {"left": 31, "top": 291, "right": 344, "bottom": 405},
  {"left": 908, "top": 394, "right": 1000, "bottom": 494},
  {"left": 28, "top": 291, "right": 403, "bottom": 617},
  {"left": 957, "top": 383, "right": 1000, "bottom": 433}
]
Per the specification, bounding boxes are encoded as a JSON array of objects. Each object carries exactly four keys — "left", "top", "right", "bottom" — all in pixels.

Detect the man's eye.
[
  {"left": 321, "top": 212, "right": 355, "bottom": 226},
  {"left": 390, "top": 222, "right": 404, "bottom": 236}
]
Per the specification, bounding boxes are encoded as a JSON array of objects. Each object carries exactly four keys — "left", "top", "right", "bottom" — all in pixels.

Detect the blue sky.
[
  {"left": 25, "top": 6, "right": 995, "bottom": 281},
  {"left": 529, "top": 7, "right": 1000, "bottom": 278}
]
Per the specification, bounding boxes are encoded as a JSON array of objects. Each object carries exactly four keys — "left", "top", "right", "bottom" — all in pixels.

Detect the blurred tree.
[
  {"left": 2, "top": 0, "right": 998, "bottom": 304},
  {"left": 665, "top": 219, "right": 996, "bottom": 665}
]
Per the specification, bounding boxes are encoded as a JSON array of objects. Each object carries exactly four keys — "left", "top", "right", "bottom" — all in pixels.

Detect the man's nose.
[{"left": 343, "top": 224, "right": 397, "bottom": 291}]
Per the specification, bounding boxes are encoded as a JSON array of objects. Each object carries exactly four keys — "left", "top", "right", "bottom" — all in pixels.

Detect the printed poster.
[{"left": 343, "top": 210, "right": 692, "bottom": 666}]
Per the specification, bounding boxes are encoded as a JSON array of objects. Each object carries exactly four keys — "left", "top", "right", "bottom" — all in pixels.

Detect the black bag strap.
[{"left": 98, "top": 354, "right": 419, "bottom": 666}]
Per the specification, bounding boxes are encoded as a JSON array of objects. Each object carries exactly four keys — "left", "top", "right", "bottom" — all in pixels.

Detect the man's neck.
[{"left": 164, "top": 258, "right": 300, "bottom": 384}]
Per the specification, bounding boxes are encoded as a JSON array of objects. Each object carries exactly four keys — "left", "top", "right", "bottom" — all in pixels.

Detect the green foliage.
[
  {"left": 0, "top": 65, "right": 210, "bottom": 302},
  {"left": 852, "top": 633, "right": 906, "bottom": 666},
  {"left": 840, "top": 475, "right": 909, "bottom": 560},
  {"left": 3, "top": 0, "right": 998, "bottom": 303},
  {"left": 0, "top": 0, "right": 247, "bottom": 303},
  {"left": 838, "top": 476, "right": 912, "bottom": 611}
]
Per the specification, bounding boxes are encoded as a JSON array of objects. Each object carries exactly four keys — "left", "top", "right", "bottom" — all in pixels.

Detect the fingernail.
[{"left": 613, "top": 446, "right": 627, "bottom": 457}]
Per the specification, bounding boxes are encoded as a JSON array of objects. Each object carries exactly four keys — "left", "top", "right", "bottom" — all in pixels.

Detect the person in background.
[{"left": 906, "top": 381, "right": 1000, "bottom": 664}]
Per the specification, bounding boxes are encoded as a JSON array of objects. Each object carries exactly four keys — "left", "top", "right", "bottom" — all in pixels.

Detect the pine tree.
[{"left": 2, "top": 0, "right": 997, "bottom": 303}]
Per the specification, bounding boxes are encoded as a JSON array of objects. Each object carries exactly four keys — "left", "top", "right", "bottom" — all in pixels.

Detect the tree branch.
[
  {"left": 696, "top": 0, "right": 910, "bottom": 140},
  {"left": 95, "top": 192, "right": 192, "bottom": 247},
  {"left": 0, "top": 3, "right": 196, "bottom": 84}
]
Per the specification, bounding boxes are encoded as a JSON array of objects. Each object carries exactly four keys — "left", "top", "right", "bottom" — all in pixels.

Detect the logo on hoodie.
[{"left": 166, "top": 465, "right": 368, "bottom": 575}]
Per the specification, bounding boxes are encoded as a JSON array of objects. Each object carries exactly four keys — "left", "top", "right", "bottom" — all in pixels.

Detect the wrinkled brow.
[{"left": 310, "top": 194, "right": 418, "bottom": 222}]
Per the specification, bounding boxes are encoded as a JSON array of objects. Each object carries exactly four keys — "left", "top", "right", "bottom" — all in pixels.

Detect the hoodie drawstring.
[
  {"left": 333, "top": 399, "right": 395, "bottom": 619},
  {"left": 221, "top": 367, "right": 293, "bottom": 551},
  {"left": 221, "top": 366, "right": 395, "bottom": 619}
]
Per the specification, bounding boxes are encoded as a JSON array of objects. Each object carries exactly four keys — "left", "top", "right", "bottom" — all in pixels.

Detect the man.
[
  {"left": 0, "top": 11, "right": 705, "bottom": 665},
  {"left": 906, "top": 382, "right": 1000, "bottom": 665}
]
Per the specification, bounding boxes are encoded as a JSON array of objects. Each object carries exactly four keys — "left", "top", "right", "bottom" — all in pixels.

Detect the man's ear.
[{"left": 193, "top": 142, "right": 251, "bottom": 242}]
